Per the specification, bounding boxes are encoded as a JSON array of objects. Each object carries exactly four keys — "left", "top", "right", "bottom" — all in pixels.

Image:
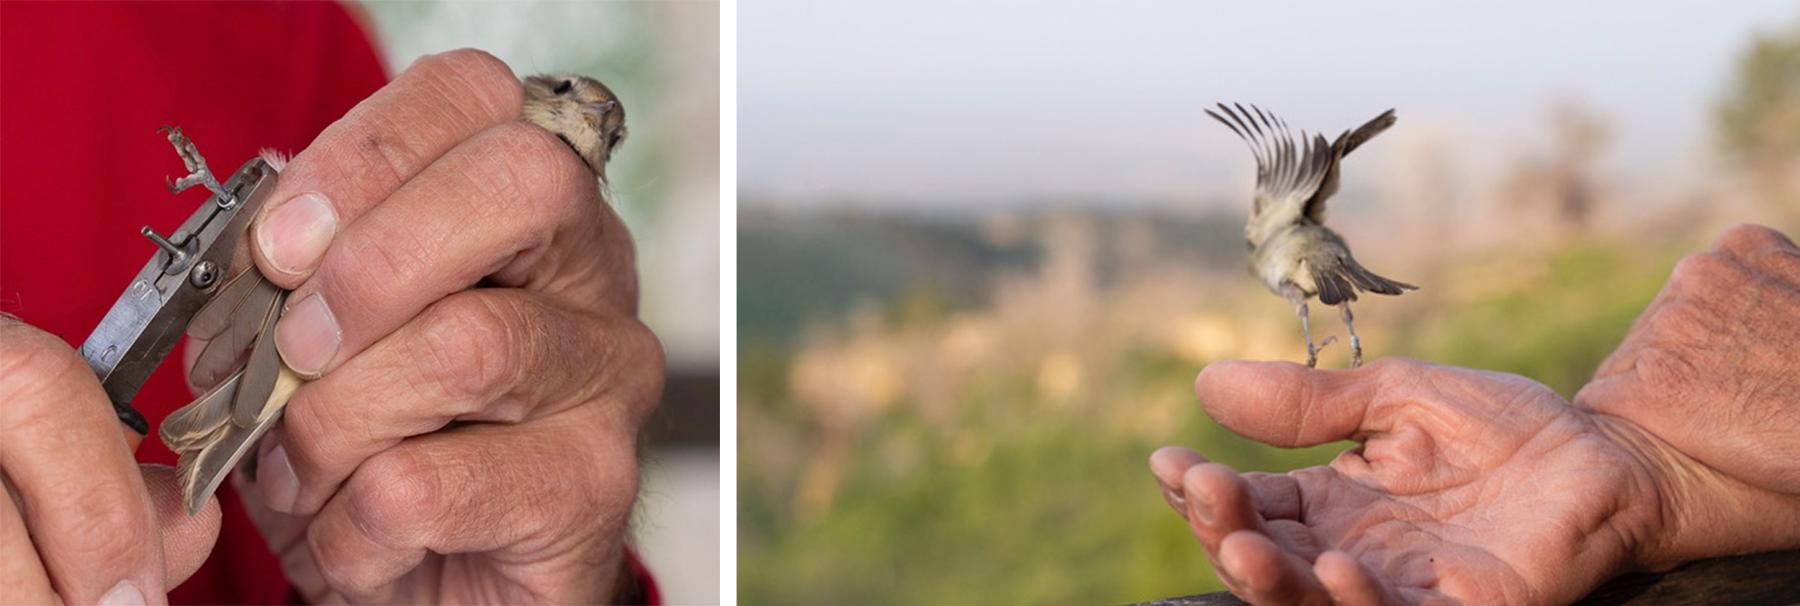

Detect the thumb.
[
  {"left": 139, "top": 464, "right": 222, "bottom": 588},
  {"left": 1195, "top": 359, "right": 1392, "bottom": 447}
]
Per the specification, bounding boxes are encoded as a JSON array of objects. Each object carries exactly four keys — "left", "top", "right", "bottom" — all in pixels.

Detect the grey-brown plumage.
[
  {"left": 520, "top": 73, "right": 627, "bottom": 182},
  {"left": 1207, "top": 103, "right": 1417, "bottom": 367},
  {"left": 162, "top": 73, "right": 630, "bottom": 514}
]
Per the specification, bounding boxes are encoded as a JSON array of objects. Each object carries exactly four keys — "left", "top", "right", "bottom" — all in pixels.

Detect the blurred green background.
[
  {"left": 357, "top": 3, "right": 720, "bottom": 603},
  {"left": 738, "top": 4, "right": 1799, "bottom": 604}
]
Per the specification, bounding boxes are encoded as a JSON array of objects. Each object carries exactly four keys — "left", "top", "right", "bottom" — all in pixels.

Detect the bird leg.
[
  {"left": 1340, "top": 303, "right": 1362, "bottom": 367},
  {"left": 1285, "top": 287, "right": 1335, "bottom": 368},
  {"left": 159, "top": 126, "right": 233, "bottom": 205}
]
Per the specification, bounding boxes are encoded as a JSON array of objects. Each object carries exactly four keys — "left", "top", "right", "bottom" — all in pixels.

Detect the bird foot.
[
  {"left": 1349, "top": 337, "right": 1363, "bottom": 368},
  {"left": 159, "top": 126, "right": 232, "bottom": 204},
  {"left": 1306, "top": 336, "right": 1338, "bottom": 368}
]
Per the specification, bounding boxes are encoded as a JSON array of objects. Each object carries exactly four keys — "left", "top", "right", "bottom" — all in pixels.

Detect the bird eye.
[{"left": 553, "top": 80, "right": 573, "bottom": 95}]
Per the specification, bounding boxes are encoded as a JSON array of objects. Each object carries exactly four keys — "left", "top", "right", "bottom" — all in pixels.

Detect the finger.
[
  {"left": 229, "top": 465, "right": 329, "bottom": 603},
  {"left": 1149, "top": 446, "right": 1208, "bottom": 515},
  {"left": 139, "top": 465, "right": 221, "bottom": 587},
  {"left": 1181, "top": 464, "right": 1270, "bottom": 555},
  {"left": 1241, "top": 472, "right": 1303, "bottom": 520},
  {"left": 303, "top": 409, "right": 637, "bottom": 602},
  {"left": 259, "top": 289, "right": 661, "bottom": 516},
  {"left": 1195, "top": 359, "right": 1397, "bottom": 447},
  {"left": 251, "top": 49, "right": 522, "bottom": 284},
  {"left": 271, "top": 121, "right": 613, "bottom": 377},
  {"left": 0, "top": 320, "right": 166, "bottom": 604},
  {"left": 0, "top": 479, "right": 56, "bottom": 604},
  {"left": 1316, "top": 550, "right": 1406, "bottom": 606},
  {"left": 1220, "top": 531, "right": 1331, "bottom": 606},
  {"left": 1183, "top": 464, "right": 1323, "bottom": 561}
]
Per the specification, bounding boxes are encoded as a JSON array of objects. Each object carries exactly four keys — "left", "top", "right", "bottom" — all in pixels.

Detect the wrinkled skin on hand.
[
  {"left": 1576, "top": 225, "right": 1800, "bottom": 499},
  {"left": 1152, "top": 360, "right": 1664, "bottom": 605},
  {"left": 1151, "top": 225, "right": 1800, "bottom": 605},
  {"left": 188, "top": 49, "right": 663, "bottom": 603}
]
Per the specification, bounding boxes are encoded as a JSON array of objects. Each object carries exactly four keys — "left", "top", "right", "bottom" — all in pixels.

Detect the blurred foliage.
[
  {"left": 1716, "top": 18, "right": 1800, "bottom": 168},
  {"left": 738, "top": 210, "right": 1679, "bottom": 603}
]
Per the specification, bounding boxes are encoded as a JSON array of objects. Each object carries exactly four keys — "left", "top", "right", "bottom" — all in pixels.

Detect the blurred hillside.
[
  {"left": 738, "top": 17, "right": 1800, "bottom": 606},
  {"left": 738, "top": 207, "right": 1246, "bottom": 345}
]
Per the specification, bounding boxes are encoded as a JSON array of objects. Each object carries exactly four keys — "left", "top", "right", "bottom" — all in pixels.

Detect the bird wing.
[
  {"left": 168, "top": 265, "right": 298, "bottom": 514},
  {"left": 1205, "top": 103, "right": 1336, "bottom": 219},
  {"left": 1305, "top": 109, "right": 1397, "bottom": 222},
  {"left": 188, "top": 268, "right": 280, "bottom": 388}
]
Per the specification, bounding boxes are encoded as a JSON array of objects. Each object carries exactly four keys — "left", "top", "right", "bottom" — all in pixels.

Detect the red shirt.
[{"left": 3, "top": 3, "right": 387, "bottom": 603}]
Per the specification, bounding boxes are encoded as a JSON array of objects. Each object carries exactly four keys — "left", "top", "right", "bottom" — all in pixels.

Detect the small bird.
[
  {"left": 162, "top": 73, "right": 628, "bottom": 513},
  {"left": 1206, "top": 103, "right": 1417, "bottom": 368},
  {"left": 520, "top": 73, "right": 628, "bottom": 182}
]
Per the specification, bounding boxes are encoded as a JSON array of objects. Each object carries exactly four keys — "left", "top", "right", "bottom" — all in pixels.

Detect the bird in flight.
[{"left": 1207, "top": 103, "right": 1416, "bottom": 367}]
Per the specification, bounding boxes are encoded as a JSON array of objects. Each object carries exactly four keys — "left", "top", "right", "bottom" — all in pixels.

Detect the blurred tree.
[
  {"left": 1715, "top": 18, "right": 1800, "bottom": 209},
  {"left": 1501, "top": 99, "right": 1611, "bottom": 241}
]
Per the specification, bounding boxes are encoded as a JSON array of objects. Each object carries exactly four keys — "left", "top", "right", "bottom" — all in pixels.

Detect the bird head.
[{"left": 520, "top": 73, "right": 628, "bottom": 179}]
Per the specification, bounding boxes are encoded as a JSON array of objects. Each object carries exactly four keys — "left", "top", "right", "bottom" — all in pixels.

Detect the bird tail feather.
[{"left": 1312, "top": 257, "right": 1417, "bottom": 305}]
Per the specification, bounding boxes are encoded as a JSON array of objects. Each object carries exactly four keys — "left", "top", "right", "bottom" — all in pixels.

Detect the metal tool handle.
[{"left": 80, "top": 158, "right": 279, "bottom": 435}]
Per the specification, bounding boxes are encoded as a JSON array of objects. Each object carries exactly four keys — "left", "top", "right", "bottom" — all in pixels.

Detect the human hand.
[
  {"left": 196, "top": 49, "right": 663, "bottom": 603},
  {"left": 1573, "top": 223, "right": 1800, "bottom": 566},
  {"left": 1148, "top": 359, "right": 1674, "bottom": 605},
  {"left": 1, "top": 317, "right": 221, "bottom": 605}
]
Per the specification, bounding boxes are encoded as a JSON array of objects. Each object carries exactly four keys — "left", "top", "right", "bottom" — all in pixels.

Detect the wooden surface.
[{"left": 1130, "top": 549, "right": 1800, "bottom": 605}]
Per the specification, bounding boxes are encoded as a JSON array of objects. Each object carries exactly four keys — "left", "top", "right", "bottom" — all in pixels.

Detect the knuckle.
[
  {"left": 586, "top": 316, "right": 665, "bottom": 419},
  {"left": 344, "top": 448, "right": 446, "bottom": 544},
  {"left": 281, "top": 390, "right": 352, "bottom": 477},
  {"left": 330, "top": 228, "right": 430, "bottom": 312},
  {"left": 0, "top": 322, "right": 83, "bottom": 386},
  {"left": 0, "top": 322, "right": 95, "bottom": 422},
  {"left": 414, "top": 294, "right": 524, "bottom": 405},
  {"left": 306, "top": 527, "right": 384, "bottom": 596},
  {"left": 63, "top": 491, "right": 151, "bottom": 562},
  {"left": 1363, "top": 356, "right": 1419, "bottom": 378},
  {"left": 1668, "top": 253, "right": 1738, "bottom": 294},
  {"left": 412, "top": 49, "right": 522, "bottom": 122}
]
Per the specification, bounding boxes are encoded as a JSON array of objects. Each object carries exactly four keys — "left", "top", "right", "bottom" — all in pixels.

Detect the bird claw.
[
  {"left": 159, "top": 126, "right": 233, "bottom": 204},
  {"left": 1306, "top": 336, "right": 1338, "bottom": 368}
]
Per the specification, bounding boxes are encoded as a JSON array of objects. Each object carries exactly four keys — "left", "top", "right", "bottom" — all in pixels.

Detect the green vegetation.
[{"left": 739, "top": 212, "right": 1681, "bottom": 604}]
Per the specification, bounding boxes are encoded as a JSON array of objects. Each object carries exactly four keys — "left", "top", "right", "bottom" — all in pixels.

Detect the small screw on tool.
[{"left": 190, "top": 260, "right": 219, "bottom": 289}]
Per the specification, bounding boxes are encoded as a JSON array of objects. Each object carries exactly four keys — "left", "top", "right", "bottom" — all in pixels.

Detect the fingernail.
[
  {"left": 99, "top": 581, "right": 146, "bottom": 606},
  {"left": 258, "top": 444, "right": 300, "bottom": 514},
  {"left": 276, "top": 293, "right": 340, "bottom": 376},
  {"left": 258, "top": 193, "right": 336, "bottom": 275}
]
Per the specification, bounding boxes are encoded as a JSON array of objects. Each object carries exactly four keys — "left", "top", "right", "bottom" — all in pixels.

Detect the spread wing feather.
[
  {"left": 1208, "top": 104, "right": 1398, "bottom": 224},
  {"left": 1206, "top": 103, "right": 1336, "bottom": 218},
  {"left": 1306, "top": 109, "right": 1397, "bottom": 222}
]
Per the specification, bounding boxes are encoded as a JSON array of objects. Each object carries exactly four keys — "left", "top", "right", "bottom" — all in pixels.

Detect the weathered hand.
[
  {"left": 1574, "top": 223, "right": 1800, "bottom": 566},
  {"left": 189, "top": 49, "right": 663, "bottom": 603},
  {"left": 1149, "top": 359, "right": 1670, "bottom": 605},
  {"left": 1, "top": 317, "right": 221, "bottom": 605}
]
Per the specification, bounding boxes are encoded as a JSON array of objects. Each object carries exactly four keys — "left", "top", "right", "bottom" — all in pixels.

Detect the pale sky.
[{"left": 741, "top": 0, "right": 1799, "bottom": 210}]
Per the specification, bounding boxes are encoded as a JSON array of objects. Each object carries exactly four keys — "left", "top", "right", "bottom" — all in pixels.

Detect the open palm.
[{"left": 1151, "top": 359, "right": 1666, "bottom": 605}]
